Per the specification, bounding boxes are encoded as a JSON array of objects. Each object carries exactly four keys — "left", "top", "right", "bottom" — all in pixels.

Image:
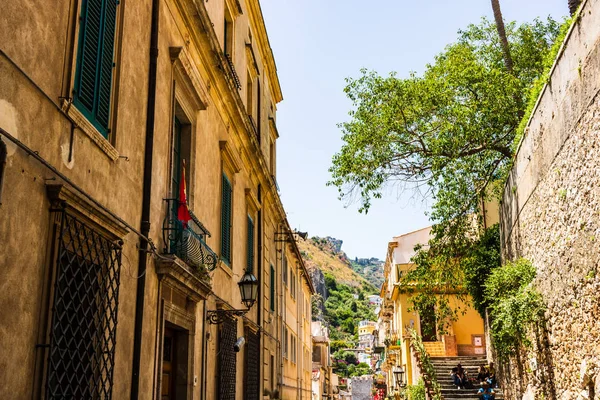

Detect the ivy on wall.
[{"left": 485, "top": 258, "right": 545, "bottom": 360}]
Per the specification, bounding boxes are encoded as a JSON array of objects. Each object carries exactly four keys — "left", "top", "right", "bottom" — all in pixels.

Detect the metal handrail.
[
  {"left": 162, "top": 199, "right": 218, "bottom": 272},
  {"left": 223, "top": 53, "right": 242, "bottom": 90}
]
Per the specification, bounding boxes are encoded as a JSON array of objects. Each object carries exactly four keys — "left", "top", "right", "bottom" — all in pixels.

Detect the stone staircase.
[{"left": 430, "top": 356, "right": 503, "bottom": 399}]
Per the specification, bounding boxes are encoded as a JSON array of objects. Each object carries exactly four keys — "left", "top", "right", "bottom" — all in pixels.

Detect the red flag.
[{"left": 177, "top": 160, "right": 192, "bottom": 226}]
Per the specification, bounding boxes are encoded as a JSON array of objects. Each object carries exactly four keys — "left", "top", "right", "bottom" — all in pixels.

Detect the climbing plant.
[
  {"left": 407, "top": 328, "right": 442, "bottom": 400},
  {"left": 485, "top": 258, "right": 546, "bottom": 360}
]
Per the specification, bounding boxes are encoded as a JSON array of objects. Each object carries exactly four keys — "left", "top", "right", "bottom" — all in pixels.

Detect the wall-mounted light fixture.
[
  {"left": 206, "top": 270, "right": 258, "bottom": 324},
  {"left": 393, "top": 365, "right": 406, "bottom": 389}
]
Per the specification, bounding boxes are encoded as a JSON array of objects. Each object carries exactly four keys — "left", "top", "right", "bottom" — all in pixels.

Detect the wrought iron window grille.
[
  {"left": 223, "top": 53, "right": 242, "bottom": 90},
  {"left": 244, "top": 328, "right": 260, "bottom": 400},
  {"left": 162, "top": 198, "right": 218, "bottom": 274},
  {"left": 45, "top": 207, "right": 122, "bottom": 399},
  {"left": 219, "top": 317, "right": 237, "bottom": 400}
]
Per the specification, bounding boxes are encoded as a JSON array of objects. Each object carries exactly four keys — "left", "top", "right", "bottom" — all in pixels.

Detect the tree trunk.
[
  {"left": 569, "top": 0, "right": 582, "bottom": 15},
  {"left": 490, "top": 0, "right": 514, "bottom": 73}
]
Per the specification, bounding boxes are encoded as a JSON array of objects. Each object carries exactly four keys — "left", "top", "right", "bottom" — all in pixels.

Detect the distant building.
[
  {"left": 379, "top": 226, "right": 489, "bottom": 388},
  {"left": 368, "top": 295, "right": 383, "bottom": 305},
  {"left": 312, "top": 321, "right": 335, "bottom": 400}
]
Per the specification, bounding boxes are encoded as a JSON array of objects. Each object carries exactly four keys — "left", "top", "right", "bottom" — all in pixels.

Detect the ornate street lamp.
[
  {"left": 393, "top": 365, "right": 406, "bottom": 389},
  {"left": 207, "top": 270, "right": 259, "bottom": 324},
  {"left": 238, "top": 270, "right": 259, "bottom": 308}
]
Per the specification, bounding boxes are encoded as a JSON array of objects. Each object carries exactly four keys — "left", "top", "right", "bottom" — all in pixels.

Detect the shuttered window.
[
  {"left": 246, "top": 216, "right": 254, "bottom": 272},
  {"left": 221, "top": 174, "right": 233, "bottom": 266},
  {"left": 73, "top": 0, "right": 118, "bottom": 138},
  {"left": 282, "top": 247, "right": 287, "bottom": 286},
  {"left": 270, "top": 264, "right": 275, "bottom": 312}
]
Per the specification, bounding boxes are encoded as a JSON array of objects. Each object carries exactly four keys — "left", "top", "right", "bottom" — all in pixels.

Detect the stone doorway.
[{"left": 161, "top": 322, "right": 190, "bottom": 400}]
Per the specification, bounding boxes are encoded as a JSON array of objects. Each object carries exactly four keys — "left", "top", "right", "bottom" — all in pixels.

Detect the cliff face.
[{"left": 308, "top": 266, "right": 327, "bottom": 300}]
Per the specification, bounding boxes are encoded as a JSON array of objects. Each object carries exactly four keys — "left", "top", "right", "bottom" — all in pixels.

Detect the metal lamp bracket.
[{"left": 206, "top": 308, "right": 250, "bottom": 324}]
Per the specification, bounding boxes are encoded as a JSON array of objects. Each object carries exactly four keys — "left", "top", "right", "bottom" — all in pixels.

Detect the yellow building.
[
  {"left": 0, "top": 0, "right": 312, "bottom": 399},
  {"left": 281, "top": 243, "right": 315, "bottom": 399},
  {"left": 379, "top": 227, "right": 486, "bottom": 387}
]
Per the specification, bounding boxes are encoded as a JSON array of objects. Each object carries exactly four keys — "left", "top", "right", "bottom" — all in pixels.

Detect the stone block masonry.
[{"left": 500, "top": 0, "right": 600, "bottom": 398}]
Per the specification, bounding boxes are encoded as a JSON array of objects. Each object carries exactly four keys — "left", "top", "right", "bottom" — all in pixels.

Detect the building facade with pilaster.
[{"left": 0, "top": 0, "right": 312, "bottom": 399}]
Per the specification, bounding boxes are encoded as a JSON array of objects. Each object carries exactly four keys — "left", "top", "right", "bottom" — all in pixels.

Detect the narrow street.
[{"left": 1, "top": 0, "right": 598, "bottom": 399}]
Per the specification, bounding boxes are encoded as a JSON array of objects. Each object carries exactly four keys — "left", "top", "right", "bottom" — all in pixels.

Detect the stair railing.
[{"left": 406, "top": 327, "right": 443, "bottom": 400}]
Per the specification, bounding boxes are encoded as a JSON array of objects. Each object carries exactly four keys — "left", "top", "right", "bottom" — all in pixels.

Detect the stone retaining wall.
[{"left": 500, "top": 0, "right": 600, "bottom": 398}]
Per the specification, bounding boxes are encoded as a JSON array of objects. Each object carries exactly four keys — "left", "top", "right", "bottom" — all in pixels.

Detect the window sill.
[
  {"left": 219, "top": 260, "right": 233, "bottom": 278},
  {"left": 62, "top": 100, "right": 119, "bottom": 161}
]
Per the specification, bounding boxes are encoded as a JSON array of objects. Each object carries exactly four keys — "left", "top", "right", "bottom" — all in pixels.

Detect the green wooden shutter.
[
  {"left": 221, "top": 174, "right": 232, "bottom": 265},
  {"left": 96, "top": 0, "right": 117, "bottom": 128},
  {"left": 270, "top": 265, "right": 275, "bottom": 311},
  {"left": 246, "top": 216, "right": 254, "bottom": 272},
  {"left": 74, "top": 0, "right": 117, "bottom": 137}
]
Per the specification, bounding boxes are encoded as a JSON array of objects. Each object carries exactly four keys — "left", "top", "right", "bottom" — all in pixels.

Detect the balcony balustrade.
[{"left": 162, "top": 198, "right": 218, "bottom": 276}]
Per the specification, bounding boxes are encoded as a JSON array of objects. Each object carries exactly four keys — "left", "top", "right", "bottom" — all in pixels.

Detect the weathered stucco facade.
[
  {"left": 500, "top": 0, "right": 600, "bottom": 398},
  {"left": 0, "top": 0, "right": 313, "bottom": 399}
]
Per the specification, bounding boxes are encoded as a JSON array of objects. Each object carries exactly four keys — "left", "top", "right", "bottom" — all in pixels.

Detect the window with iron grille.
[
  {"left": 219, "top": 316, "right": 237, "bottom": 400},
  {"left": 244, "top": 328, "right": 260, "bottom": 400},
  {"left": 74, "top": 0, "right": 119, "bottom": 138},
  {"left": 45, "top": 210, "right": 122, "bottom": 399}
]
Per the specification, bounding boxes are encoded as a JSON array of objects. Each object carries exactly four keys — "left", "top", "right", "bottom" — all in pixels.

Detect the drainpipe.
[
  {"left": 201, "top": 299, "right": 208, "bottom": 400},
  {"left": 257, "top": 185, "right": 263, "bottom": 395},
  {"left": 130, "top": 0, "right": 160, "bottom": 397}
]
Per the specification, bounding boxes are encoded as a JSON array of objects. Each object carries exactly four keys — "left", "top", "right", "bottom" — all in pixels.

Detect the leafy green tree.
[
  {"left": 329, "top": 17, "right": 559, "bottom": 215},
  {"left": 463, "top": 224, "right": 502, "bottom": 316},
  {"left": 324, "top": 273, "right": 337, "bottom": 291},
  {"left": 329, "top": 17, "right": 561, "bottom": 327}
]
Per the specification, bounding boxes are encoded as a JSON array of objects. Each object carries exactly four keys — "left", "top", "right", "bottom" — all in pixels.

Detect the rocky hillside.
[
  {"left": 297, "top": 236, "right": 371, "bottom": 289},
  {"left": 350, "top": 257, "right": 385, "bottom": 290}
]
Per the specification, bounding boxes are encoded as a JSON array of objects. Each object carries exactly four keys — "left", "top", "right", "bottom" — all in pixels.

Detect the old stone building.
[
  {"left": 500, "top": 0, "right": 600, "bottom": 398},
  {"left": 0, "top": 0, "right": 312, "bottom": 399}
]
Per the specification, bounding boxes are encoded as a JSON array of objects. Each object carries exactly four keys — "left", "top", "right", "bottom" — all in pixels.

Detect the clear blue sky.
[{"left": 261, "top": 0, "right": 568, "bottom": 260}]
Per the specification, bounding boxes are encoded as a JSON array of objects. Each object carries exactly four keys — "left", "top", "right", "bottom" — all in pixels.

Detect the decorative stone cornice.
[
  {"left": 47, "top": 184, "right": 129, "bottom": 238},
  {"left": 157, "top": 255, "right": 212, "bottom": 302},
  {"left": 220, "top": 140, "right": 242, "bottom": 174},
  {"left": 245, "top": 43, "right": 259, "bottom": 77},
  {"left": 268, "top": 117, "right": 279, "bottom": 139},
  {"left": 171, "top": 46, "right": 209, "bottom": 111},
  {"left": 245, "top": 187, "right": 261, "bottom": 214},
  {"left": 246, "top": 0, "right": 283, "bottom": 103}
]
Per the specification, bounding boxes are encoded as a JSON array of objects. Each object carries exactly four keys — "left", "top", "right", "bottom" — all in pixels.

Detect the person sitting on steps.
[
  {"left": 477, "top": 365, "right": 489, "bottom": 384},
  {"left": 450, "top": 363, "right": 468, "bottom": 389},
  {"left": 486, "top": 362, "right": 497, "bottom": 388},
  {"left": 478, "top": 381, "right": 495, "bottom": 400}
]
